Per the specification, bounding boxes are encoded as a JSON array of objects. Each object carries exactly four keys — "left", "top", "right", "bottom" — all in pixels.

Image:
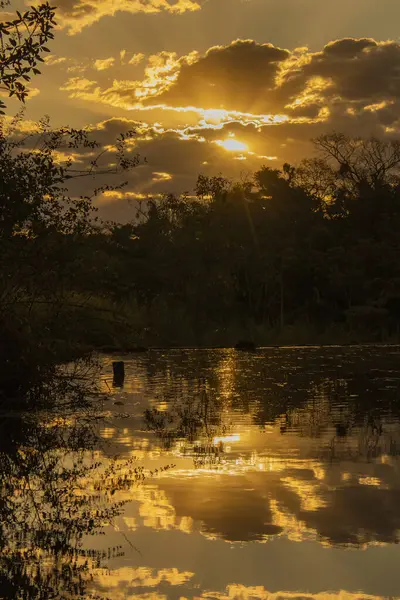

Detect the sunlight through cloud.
[{"left": 215, "top": 139, "right": 248, "bottom": 152}]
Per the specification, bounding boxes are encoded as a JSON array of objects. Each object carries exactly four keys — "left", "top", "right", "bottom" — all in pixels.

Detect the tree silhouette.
[
  {"left": 0, "top": 119, "right": 141, "bottom": 393},
  {"left": 0, "top": 2, "right": 56, "bottom": 114}
]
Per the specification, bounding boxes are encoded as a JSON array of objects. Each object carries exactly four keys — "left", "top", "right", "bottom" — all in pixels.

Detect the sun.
[{"left": 215, "top": 139, "right": 248, "bottom": 152}]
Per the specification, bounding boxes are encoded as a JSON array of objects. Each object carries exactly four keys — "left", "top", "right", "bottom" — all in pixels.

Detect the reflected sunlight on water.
[
  {"left": 86, "top": 347, "right": 400, "bottom": 599},
  {"left": 4, "top": 347, "right": 400, "bottom": 599}
]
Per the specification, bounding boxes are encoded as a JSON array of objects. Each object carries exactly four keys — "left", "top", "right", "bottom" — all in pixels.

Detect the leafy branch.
[{"left": 0, "top": 2, "right": 56, "bottom": 114}]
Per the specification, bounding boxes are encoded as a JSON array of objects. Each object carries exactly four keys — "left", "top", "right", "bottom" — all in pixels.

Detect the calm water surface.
[{"left": 4, "top": 346, "right": 400, "bottom": 599}]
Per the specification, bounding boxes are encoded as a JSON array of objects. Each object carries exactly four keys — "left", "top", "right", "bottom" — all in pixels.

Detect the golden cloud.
[
  {"left": 128, "top": 53, "right": 146, "bottom": 66},
  {"left": 84, "top": 38, "right": 400, "bottom": 134},
  {"left": 95, "top": 566, "right": 194, "bottom": 589},
  {"left": 45, "top": 55, "right": 68, "bottom": 66},
  {"left": 60, "top": 77, "right": 97, "bottom": 92},
  {"left": 143, "top": 39, "right": 291, "bottom": 114},
  {"left": 0, "top": 87, "right": 40, "bottom": 99},
  {"left": 152, "top": 171, "right": 172, "bottom": 181},
  {"left": 94, "top": 57, "right": 116, "bottom": 71},
  {"left": 52, "top": 30, "right": 400, "bottom": 218},
  {"left": 200, "top": 587, "right": 387, "bottom": 600},
  {"left": 58, "top": 37, "right": 400, "bottom": 134},
  {"left": 54, "top": 0, "right": 201, "bottom": 34},
  {"left": 59, "top": 52, "right": 198, "bottom": 110}
]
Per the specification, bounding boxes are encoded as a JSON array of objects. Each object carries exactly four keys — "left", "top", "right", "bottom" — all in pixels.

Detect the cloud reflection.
[{"left": 99, "top": 348, "right": 400, "bottom": 549}]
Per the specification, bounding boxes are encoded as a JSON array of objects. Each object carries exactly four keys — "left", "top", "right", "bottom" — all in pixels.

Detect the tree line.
[
  {"left": 94, "top": 132, "right": 400, "bottom": 347},
  {"left": 4, "top": 127, "right": 400, "bottom": 370}
]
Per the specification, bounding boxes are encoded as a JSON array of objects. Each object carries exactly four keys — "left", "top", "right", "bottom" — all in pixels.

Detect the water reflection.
[
  {"left": 0, "top": 363, "right": 147, "bottom": 600},
  {"left": 93, "top": 348, "right": 400, "bottom": 598},
  {"left": 5, "top": 347, "right": 400, "bottom": 599},
  {"left": 136, "top": 348, "right": 400, "bottom": 548}
]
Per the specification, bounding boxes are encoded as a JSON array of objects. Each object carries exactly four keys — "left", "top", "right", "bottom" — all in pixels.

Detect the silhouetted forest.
[
  {"left": 108, "top": 133, "right": 400, "bottom": 348},
  {"left": 3, "top": 124, "right": 400, "bottom": 394}
]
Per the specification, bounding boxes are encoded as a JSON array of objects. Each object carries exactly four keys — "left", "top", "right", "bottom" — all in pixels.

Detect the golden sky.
[{"left": 4, "top": 0, "right": 400, "bottom": 219}]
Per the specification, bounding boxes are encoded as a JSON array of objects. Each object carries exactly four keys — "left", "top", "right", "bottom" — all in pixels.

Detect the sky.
[{"left": 3, "top": 0, "right": 400, "bottom": 219}]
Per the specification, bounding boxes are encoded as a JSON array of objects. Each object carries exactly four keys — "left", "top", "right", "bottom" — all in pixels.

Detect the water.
[{"left": 3, "top": 346, "right": 400, "bottom": 599}]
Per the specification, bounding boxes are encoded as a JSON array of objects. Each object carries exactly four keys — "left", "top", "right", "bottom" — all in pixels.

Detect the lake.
[{"left": 2, "top": 346, "right": 400, "bottom": 599}]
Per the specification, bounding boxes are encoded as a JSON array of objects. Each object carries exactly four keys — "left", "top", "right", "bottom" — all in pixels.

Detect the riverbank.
[{"left": 95, "top": 327, "right": 400, "bottom": 353}]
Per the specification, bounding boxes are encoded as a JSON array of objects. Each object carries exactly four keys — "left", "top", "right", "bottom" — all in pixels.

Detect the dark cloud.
[
  {"left": 323, "top": 38, "right": 376, "bottom": 57},
  {"left": 137, "top": 37, "right": 400, "bottom": 125},
  {"left": 284, "top": 39, "right": 400, "bottom": 107},
  {"left": 154, "top": 459, "right": 400, "bottom": 547},
  {"left": 160, "top": 476, "right": 283, "bottom": 542},
  {"left": 146, "top": 39, "right": 290, "bottom": 112},
  {"left": 299, "top": 486, "right": 400, "bottom": 546},
  {"left": 59, "top": 37, "right": 400, "bottom": 137}
]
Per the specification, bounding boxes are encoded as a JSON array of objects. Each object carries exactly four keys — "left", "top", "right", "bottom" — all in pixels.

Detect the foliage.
[
  {"left": 100, "top": 133, "right": 400, "bottom": 346},
  {"left": 0, "top": 2, "right": 56, "bottom": 114},
  {"left": 0, "top": 365, "right": 155, "bottom": 599},
  {"left": 0, "top": 117, "right": 141, "bottom": 394}
]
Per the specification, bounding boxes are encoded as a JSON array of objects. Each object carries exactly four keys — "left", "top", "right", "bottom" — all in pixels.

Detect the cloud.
[
  {"left": 54, "top": 37, "right": 400, "bottom": 220},
  {"left": 144, "top": 39, "right": 290, "bottom": 113},
  {"left": 93, "top": 57, "right": 115, "bottom": 71},
  {"left": 54, "top": 0, "right": 201, "bottom": 35},
  {"left": 0, "top": 87, "right": 40, "bottom": 100},
  {"left": 143, "top": 37, "right": 400, "bottom": 127},
  {"left": 280, "top": 39, "right": 400, "bottom": 118},
  {"left": 0, "top": 11, "right": 15, "bottom": 22},
  {"left": 45, "top": 55, "right": 68, "bottom": 67},
  {"left": 93, "top": 565, "right": 387, "bottom": 600},
  {"left": 152, "top": 171, "right": 173, "bottom": 182},
  {"left": 58, "top": 42, "right": 295, "bottom": 117},
  {"left": 148, "top": 38, "right": 400, "bottom": 130},
  {"left": 188, "top": 588, "right": 389, "bottom": 600},
  {"left": 58, "top": 37, "right": 400, "bottom": 136},
  {"left": 59, "top": 51, "right": 199, "bottom": 110},
  {"left": 95, "top": 566, "right": 194, "bottom": 590},
  {"left": 60, "top": 77, "right": 97, "bottom": 92},
  {"left": 160, "top": 476, "right": 283, "bottom": 542},
  {"left": 133, "top": 51, "right": 198, "bottom": 102},
  {"left": 128, "top": 53, "right": 145, "bottom": 66},
  {"left": 60, "top": 77, "right": 139, "bottom": 109},
  {"left": 296, "top": 485, "right": 400, "bottom": 546},
  {"left": 50, "top": 116, "right": 277, "bottom": 221},
  {"left": 44, "top": 55, "right": 90, "bottom": 75}
]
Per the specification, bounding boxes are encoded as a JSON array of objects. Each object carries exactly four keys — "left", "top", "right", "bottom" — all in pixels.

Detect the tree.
[
  {"left": 0, "top": 2, "right": 56, "bottom": 114},
  {"left": 314, "top": 133, "right": 400, "bottom": 191},
  {"left": 115, "top": 135, "right": 400, "bottom": 345},
  {"left": 0, "top": 119, "right": 141, "bottom": 392}
]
